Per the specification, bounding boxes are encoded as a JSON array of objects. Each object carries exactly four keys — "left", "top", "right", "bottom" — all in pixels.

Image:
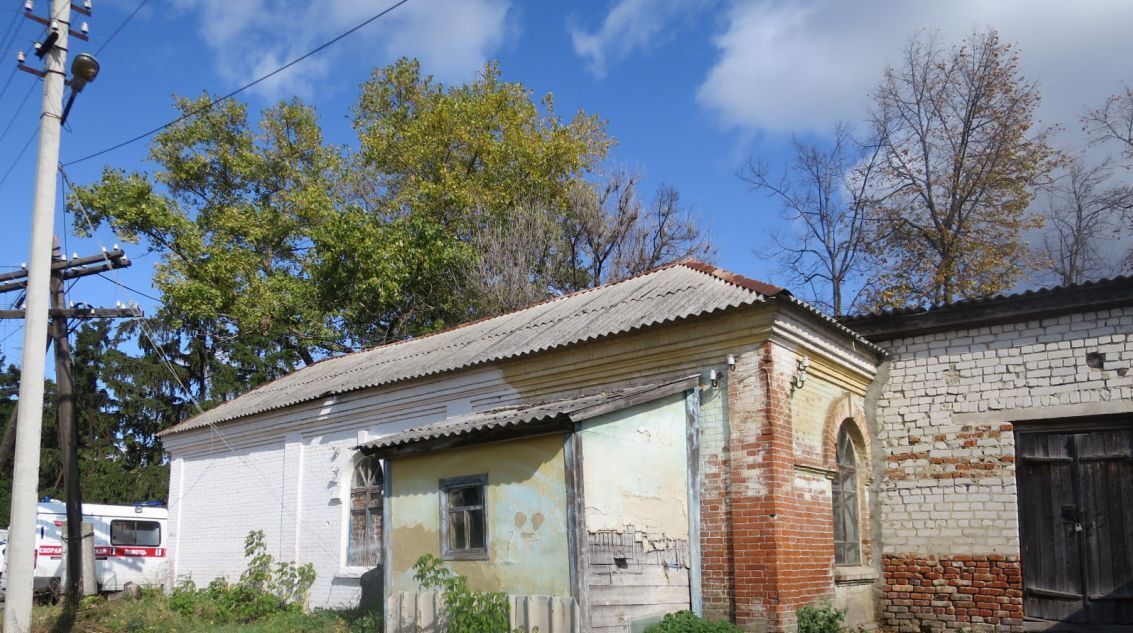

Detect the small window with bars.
[{"left": 440, "top": 475, "right": 488, "bottom": 560}]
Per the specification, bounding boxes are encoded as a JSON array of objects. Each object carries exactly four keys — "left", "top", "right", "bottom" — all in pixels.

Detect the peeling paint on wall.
[
  {"left": 580, "top": 393, "right": 689, "bottom": 538},
  {"left": 580, "top": 393, "right": 693, "bottom": 631},
  {"left": 387, "top": 434, "right": 570, "bottom": 597}
]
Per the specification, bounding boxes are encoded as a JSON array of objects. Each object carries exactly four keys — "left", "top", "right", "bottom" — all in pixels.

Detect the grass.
[{"left": 30, "top": 590, "right": 382, "bottom": 633}]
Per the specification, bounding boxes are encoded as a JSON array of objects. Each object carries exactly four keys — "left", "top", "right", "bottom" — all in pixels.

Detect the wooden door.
[{"left": 1016, "top": 425, "right": 1133, "bottom": 625}]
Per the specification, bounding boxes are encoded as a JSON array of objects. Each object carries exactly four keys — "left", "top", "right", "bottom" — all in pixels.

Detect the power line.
[
  {"left": 60, "top": 165, "right": 344, "bottom": 564},
  {"left": 0, "top": 79, "right": 35, "bottom": 145},
  {"left": 0, "top": 66, "right": 16, "bottom": 104},
  {"left": 93, "top": 0, "right": 146, "bottom": 56},
  {"left": 63, "top": 0, "right": 412, "bottom": 167},
  {"left": 95, "top": 272, "right": 160, "bottom": 303},
  {"left": 0, "top": 127, "right": 37, "bottom": 189},
  {"left": 0, "top": 3, "right": 21, "bottom": 56}
]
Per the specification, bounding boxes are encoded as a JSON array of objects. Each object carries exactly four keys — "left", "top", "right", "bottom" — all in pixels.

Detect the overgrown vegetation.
[
  {"left": 797, "top": 604, "right": 846, "bottom": 633},
  {"left": 30, "top": 530, "right": 376, "bottom": 632},
  {"left": 643, "top": 610, "right": 743, "bottom": 632},
  {"left": 166, "top": 530, "right": 315, "bottom": 624},
  {"left": 413, "top": 553, "right": 515, "bottom": 633}
]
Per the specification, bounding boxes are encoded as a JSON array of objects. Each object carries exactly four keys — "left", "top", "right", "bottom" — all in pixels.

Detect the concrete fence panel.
[{"left": 385, "top": 591, "right": 580, "bottom": 633}]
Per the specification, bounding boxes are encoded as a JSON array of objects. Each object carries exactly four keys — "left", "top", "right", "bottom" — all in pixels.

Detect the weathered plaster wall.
[
  {"left": 581, "top": 393, "right": 689, "bottom": 536},
  {"left": 387, "top": 434, "right": 570, "bottom": 597},
  {"left": 581, "top": 393, "right": 692, "bottom": 632},
  {"left": 872, "top": 307, "right": 1133, "bottom": 632}
]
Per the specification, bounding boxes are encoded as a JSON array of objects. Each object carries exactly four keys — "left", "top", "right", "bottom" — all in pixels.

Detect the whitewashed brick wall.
[{"left": 875, "top": 307, "right": 1133, "bottom": 555}]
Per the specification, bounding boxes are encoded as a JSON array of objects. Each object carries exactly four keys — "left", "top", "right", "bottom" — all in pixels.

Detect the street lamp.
[{"left": 61, "top": 52, "right": 99, "bottom": 125}]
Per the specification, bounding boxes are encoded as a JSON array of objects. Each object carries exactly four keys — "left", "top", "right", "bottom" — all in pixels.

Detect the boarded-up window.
[
  {"left": 833, "top": 426, "right": 861, "bottom": 565},
  {"left": 440, "top": 474, "right": 488, "bottom": 560},
  {"left": 347, "top": 455, "right": 383, "bottom": 567}
]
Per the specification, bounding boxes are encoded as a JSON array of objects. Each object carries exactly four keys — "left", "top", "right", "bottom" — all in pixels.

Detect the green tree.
[
  {"left": 70, "top": 58, "right": 614, "bottom": 407},
  {"left": 316, "top": 58, "right": 611, "bottom": 340},
  {"left": 864, "top": 29, "right": 1058, "bottom": 309}
]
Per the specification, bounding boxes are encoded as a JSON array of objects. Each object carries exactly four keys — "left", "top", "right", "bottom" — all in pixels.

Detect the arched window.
[
  {"left": 832, "top": 425, "right": 861, "bottom": 565},
  {"left": 348, "top": 455, "right": 383, "bottom": 567}
]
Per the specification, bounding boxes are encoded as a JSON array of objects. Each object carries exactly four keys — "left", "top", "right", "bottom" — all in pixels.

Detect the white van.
[{"left": 2, "top": 499, "right": 169, "bottom": 595}]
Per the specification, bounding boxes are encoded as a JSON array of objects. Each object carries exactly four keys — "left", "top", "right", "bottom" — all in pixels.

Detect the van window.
[{"left": 110, "top": 520, "right": 161, "bottom": 547}]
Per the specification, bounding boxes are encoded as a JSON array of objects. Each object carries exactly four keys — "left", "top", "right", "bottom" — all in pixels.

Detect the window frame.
[
  {"left": 439, "top": 474, "right": 489, "bottom": 561},
  {"left": 346, "top": 454, "right": 384, "bottom": 568},
  {"left": 109, "top": 519, "right": 162, "bottom": 547},
  {"left": 832, "top": 425, "right": 862, "bottom": 566}
]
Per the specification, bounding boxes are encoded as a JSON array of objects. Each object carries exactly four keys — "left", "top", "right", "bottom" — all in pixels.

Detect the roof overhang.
[
  {"left": 841, "top": 276, "right": 1133, "bottom": 342},
  {"left": 355, "top": 374, "right": 700, "bottom": 459}
]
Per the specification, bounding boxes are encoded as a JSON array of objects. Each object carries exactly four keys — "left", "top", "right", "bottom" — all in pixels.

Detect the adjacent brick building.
[{"left": 846, "top": 277, "right": 1133, "bottom": 632}]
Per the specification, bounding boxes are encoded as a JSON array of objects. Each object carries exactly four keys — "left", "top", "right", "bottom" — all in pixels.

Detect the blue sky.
[{"left": 0, "top": 0, "right": 1130, "bottom": 362}]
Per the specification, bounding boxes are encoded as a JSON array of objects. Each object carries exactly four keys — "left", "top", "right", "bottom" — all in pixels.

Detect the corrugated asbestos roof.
[
  {"left": 356, "top": 376, "right": 697, "bottom": 453},
  {"left": 161, "top": 260, "right": 786, "bottom": 436}
]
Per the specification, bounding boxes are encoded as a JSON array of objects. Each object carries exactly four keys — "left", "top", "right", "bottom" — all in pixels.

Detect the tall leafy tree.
[
  {"left": 315, "top": 59, "right": 611, "bottom": 340},
  {"left": 864, "top": 29, "right": 1059, "bottom": 308},
  {"left": 72, "top": 60, "right": 613, "bottom": 401}
]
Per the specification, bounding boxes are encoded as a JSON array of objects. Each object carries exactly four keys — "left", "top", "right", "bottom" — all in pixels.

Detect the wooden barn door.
[{"left": 1016, "top": 424, "right": 1133, "bottom": 626}]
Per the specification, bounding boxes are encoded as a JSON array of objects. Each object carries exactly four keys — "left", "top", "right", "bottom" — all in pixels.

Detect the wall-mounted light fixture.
[
  {"left": 709, "top": 369, "right": 719, "bottom": 388},
  {"left": 792, "top": 356, "right": 810, "bottom": 392},
  {"left": 727, "top": 354, "right": 736, "bottom": 371}
]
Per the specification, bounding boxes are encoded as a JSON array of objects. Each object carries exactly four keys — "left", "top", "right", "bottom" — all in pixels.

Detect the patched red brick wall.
[
  {"left": 700, "top": 374, "right": 737, "bottom": 622},
  {"left": 882, "top": 554, "right": 1023, "bottom": 632},
  {"left": 709, "top": 341, "right": 844, "bottom": 632}
]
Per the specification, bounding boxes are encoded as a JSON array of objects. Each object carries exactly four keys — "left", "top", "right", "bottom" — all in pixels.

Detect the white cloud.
[
  {"left": 177, "top": 0, "right": 513, "bottom": 100},
  {"left": 697, "top": 0, "right": 1133, "bottom": 144},
  {"left": 568, "top": 0, "right": 712, "bottom": 78}
]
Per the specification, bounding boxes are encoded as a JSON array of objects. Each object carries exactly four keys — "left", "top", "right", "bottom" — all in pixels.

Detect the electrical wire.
[
  {"left": 60, "top": 165, "right": 344, "bottom": 563},
  {"left": 0, "top": 126, "right": 36, "bottom": 189},
  {"left": 0, "top": 78, "right": 35, "bottom": 145},
  {"left": 0, "top": 2, "right": 21, "bottom": 56},
  {"left": 0, "top": 65, "right": 16, "bottom": 103},
  {"left": 93, "top": 0, "right": 146, "bottom": 56},
  {"left": 95, "top": 272, "right": 160, "bottom": 303},
  {"left": 63, "top": 0, "right": 412, "bottom": 167}
]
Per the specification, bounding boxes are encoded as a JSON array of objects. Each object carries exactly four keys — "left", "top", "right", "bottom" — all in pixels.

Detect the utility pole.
[
  {"left": 0, "top": 242, "right": 137, "bottom": 605},
  {"left": 5, "top": 0, "right": 73, "bottom": 628},
  {"left": 50, "top": 239, "right": 82, "bottom": 604}
]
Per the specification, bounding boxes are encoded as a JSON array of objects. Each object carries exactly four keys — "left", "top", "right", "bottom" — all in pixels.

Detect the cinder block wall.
[{"left": 872, "top": 308, "right": 1133, "bottom": 632}]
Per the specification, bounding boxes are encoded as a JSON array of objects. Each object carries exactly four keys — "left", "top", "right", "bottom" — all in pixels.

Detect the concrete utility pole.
[{"left": 5, "top": 0, "right": 71, "bottom": 629}]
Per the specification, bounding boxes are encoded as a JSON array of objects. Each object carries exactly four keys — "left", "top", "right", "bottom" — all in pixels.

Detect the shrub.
[
  {"left": 643, "top": 610, "right": 743, "bottom": 633},
  {"left": 169, "top": 529, "right": 317, "bottom": 625},
  {"left": 412, "top": 554, "right": 514, "bottom": 633},
  {"left": 797, "top": 604, "right": 845, "bottom": 633}
]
